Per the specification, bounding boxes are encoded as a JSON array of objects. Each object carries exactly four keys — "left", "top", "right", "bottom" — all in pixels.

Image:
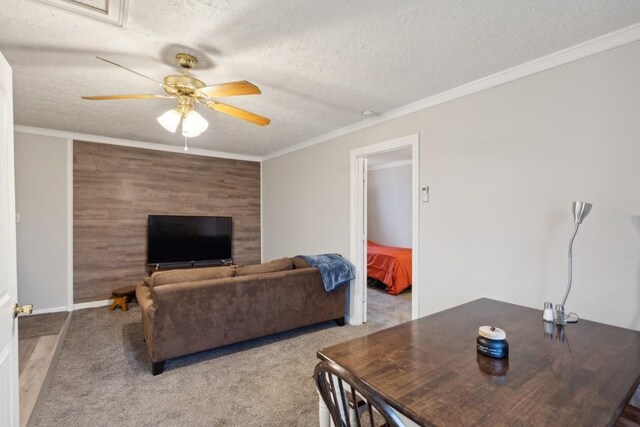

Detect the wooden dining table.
[{"left": 317, "top": 298, "right": 640, "bottom": 426}]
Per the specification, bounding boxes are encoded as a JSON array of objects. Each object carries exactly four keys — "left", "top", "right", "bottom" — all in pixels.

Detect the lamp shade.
[
  {"left": 157, "top": 109, "right": 181, "bottom": 133},
  {"left": 572, "top": 201, "right": 592, "bottom": 224},
  {"left": 182, "top": 110, "right": 209, "bottom": 137}
]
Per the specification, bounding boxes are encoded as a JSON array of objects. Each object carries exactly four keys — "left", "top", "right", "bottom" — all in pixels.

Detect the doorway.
[{"left": 348, "top": 134, "right": 420, "bottom": 325}]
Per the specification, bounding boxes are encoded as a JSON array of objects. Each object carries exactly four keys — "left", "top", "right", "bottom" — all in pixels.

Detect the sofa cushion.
[
  {"left": 236, "top": 257, "right": 293, "bottom": 277},
  {"left": 151, "top": 266, "right": 236, "bottom": 287},
  {"left": 291, "top": 256, "right": 310, "bottom": 269}
]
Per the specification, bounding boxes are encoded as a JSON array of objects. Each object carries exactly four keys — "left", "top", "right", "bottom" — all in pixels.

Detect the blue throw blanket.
[{"left": 297, "top": 254, "right": 355, "bottom": 292}]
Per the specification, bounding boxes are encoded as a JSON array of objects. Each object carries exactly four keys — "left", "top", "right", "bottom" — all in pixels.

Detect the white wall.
[
  {"left": 367, "top": 164, "right": 412, "bottom": 248},
  {"left": 14, "top": 132, "right": 69, "bottom": 311},
  {"left": 263, "top": 40, "right": 640, "bottom": 330}
]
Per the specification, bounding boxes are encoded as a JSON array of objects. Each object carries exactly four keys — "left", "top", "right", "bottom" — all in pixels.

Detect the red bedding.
[{"left": 366, "top": 240, "right": 412, "bottom": 295}]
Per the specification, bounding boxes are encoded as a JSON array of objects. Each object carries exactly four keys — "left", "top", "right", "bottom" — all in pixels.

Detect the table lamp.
[{"left": 544, "top": 201, "right": 592, "bottom": 325}]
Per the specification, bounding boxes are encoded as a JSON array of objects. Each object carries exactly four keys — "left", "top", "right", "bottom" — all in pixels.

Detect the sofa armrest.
[
  {"left": 136, "top": 283, "right": 157, "bottom": 359},
  {"left": 136, "top": 283, "right": 155, "bottom": 315}
]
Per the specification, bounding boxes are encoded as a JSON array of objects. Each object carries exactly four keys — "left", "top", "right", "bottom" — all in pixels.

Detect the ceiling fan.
[{"left": 82, "top": 53, "right": 270, "bottom": 139}]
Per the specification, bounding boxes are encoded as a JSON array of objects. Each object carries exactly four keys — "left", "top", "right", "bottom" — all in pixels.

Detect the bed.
[{"left": 366, "top": 240, "right": 412, "bottom": 295}]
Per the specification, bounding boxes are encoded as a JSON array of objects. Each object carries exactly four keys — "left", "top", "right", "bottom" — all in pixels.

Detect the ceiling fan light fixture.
[
  {"left": 83, "top": 54, "right": 270, "bottom": 137},
  {"left": 157, "top": 109, "right": 181, "bottom": 133},
  {"left": 182, "top": 110, "right": 209, "bottom": 138}
]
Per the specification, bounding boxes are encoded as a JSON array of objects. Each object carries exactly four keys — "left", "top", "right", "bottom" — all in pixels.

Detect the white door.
[{"left": 0, "top": 51, "right": 19, "bottom": 427}]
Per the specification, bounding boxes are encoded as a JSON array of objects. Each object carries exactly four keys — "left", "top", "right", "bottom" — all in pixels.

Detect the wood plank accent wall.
[{"left": 73, "top": 141, "right": 261, "bottom": 303}]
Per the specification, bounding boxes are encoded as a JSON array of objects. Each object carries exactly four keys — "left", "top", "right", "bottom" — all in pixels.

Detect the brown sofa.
[{"left": 136, "top": 257, "right": 347, "bottom": 375}]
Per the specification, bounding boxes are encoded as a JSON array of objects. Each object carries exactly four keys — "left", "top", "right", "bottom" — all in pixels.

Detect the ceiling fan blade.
[
  {"left": 95, "top": 57, "right": 177, "bottom": 94},
  {"left": 197, "top": 80, "right": 262, "bottom": 98},
  {"left": 205, "top": 101, "right": 271, "bottom": 126},
  {"left": 81, "top": 94, "right": 175, "bottom": 100}
]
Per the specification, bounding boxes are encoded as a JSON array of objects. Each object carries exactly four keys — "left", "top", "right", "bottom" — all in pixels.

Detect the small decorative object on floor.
[
  {"left": 109, "top": 285, "right": 137, "bottom": 311},
  {"left": 476, "top": 326, "right": 508, "bottom": 359}
]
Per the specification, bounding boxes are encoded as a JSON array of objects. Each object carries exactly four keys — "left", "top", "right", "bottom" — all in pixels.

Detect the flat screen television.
[{"left": 147, "top": 215, "right": 232, "bottom": 266}]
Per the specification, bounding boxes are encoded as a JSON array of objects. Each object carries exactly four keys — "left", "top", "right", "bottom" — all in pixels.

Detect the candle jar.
[{"left": 476, "top": 326, "right": 509, "bottom": 359}]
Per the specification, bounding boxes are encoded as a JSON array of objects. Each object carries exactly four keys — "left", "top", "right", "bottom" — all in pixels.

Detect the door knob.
[{"left": 13, "top": 303, "right": 34, "bottom": 318}]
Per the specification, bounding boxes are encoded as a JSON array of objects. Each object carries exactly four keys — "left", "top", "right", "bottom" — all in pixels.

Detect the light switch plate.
[{"left": 421, "top": 186, "right": 429, "bottom": 202}]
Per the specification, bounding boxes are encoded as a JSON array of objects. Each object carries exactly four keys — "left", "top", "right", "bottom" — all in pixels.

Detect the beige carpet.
[{"left": 33, "top": 287, "right": 411, "bottom": 426}]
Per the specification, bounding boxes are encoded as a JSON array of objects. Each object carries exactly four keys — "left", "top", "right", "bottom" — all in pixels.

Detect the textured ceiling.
[{"left": 1, "top": 0, "right": 640, "bottom": 156}]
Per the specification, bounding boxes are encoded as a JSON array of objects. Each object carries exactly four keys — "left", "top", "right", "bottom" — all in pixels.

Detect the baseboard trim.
[
  {"left": 32, "top": 306, "right": 69, "bottom": 315},
  {"left": 31, "top": 299, "right": 114, "bottom": 313},
  {"left": 73, "top": 299, "right": 112, "bottom": 310}
]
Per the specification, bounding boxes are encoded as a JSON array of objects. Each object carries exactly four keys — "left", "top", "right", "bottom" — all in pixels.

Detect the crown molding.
[
  {"left": 263, "top": 23, "right": 640, "bottom": 161},
  {"left": 14, "top": 125, "right": 262, "bottom": 162}
]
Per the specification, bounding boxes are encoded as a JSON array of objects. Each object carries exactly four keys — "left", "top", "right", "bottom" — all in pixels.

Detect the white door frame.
[
  {"left": 348, "top": 134, "right": 420, "bottom": 325},
  {"left": 0, "top": 50, "right": 19, "bottom": 426}
]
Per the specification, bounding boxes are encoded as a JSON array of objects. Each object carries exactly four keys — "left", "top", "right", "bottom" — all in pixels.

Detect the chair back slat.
[
  {"left": 366, "top": 401, "right": 376, "bottom": 427},
  {"left": 314, "top": 360, "right": 406, "bottom": 427},
  {"left": 336, "top": 376, "right": 351, "bottom": 427},
  {"left": 350, "top": 386, "right": 362, "bottom": 427}
]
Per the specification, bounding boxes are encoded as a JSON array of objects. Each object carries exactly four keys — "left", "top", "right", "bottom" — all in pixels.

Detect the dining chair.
[{"left": 314, "top": 360, "right": 405, "bottom": 427}]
